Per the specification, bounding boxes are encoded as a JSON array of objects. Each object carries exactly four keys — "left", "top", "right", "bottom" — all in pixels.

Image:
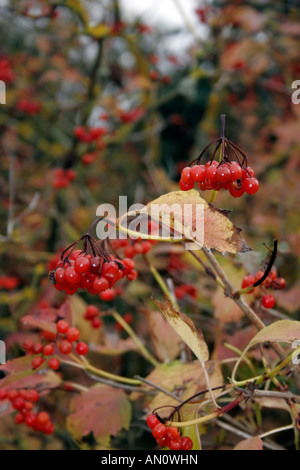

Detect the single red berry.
[
  {"left": 262, "top": 294, "right": 275, "bottom": 309},
  {"left": 89, "top": 257, "right": 101, "bottom": 274},
  {"left": 206, "top": 164, "right": 218, "bottom": 182},
  {"left": 242, "top": 177, "right": 259, "bottom": 195},
  {"left": 32, "top": 357, "right": 45, "bottom": 369},
  {"left": 23, "top": 339, "right": 34, "bottom": 352},
  {"left": 229, "top": 161, "right": 242, "bottom": 181},
  {"left": 7, "top": 389, "right": 19, "bottom": 401},
  {"left": 76, "top": 342, "right": 89, "bottom": 356},
  {"left": 124, "top": 245, "right": 136, "bottom": 258},
  {"left": 66, "top": 327, "right": 80, "bottom": 342},
  {"left": 156, "top": 435, "right": 169, "bottom": 447},
  {"left": 91, "top": 318, "right": 102, "bottom": 329},
  {"left": 85, "top": 305, "right": 99, "bottom": 319},
  {"left": 229, "top": 185, "right": 244, "bottom": 198},
  {"left": 152, "top": 423, "right": 168, "bottom": 439},
  {"left": 12, "top": 397, "right": 25, "bottom": 410},
  {"left": 64, "top": 267, "right": 81, "bottom": 285},
  {"left": 255, "top": 270, "right": 265, "bottom": 283},
  {"left": 100, "top": 289, "right": 116, "bottom": 301},
  {"left": 122, "top": 258, "right": 135, "bottom": 272},
  {"left": 102, "top": 261, "right": 119, "bottom": 281},
  {"left": 269, "top": 268, "right": 278, "bottom": 281},
  {"left": 179, "top": 179, "right": 194, "bottom": 191},
  {"left": 43, "top": 420, "right": 55, "bottom": 435},
  {"left": 32, "top": 342, "right": 43, "bottom": 355},
  {"left": 27, "top": 389, "right": 39, "bottom": 402},
  {"left": 217, "top": 165, "right": 231, "bottom": 183},
  {"left": 275, "top": 277, "right": 286, "bottom": 289},
  {"left": 14, "top": 413, "right": 24, "bottom": 424},
  {"left": 69, "top": 249, "right": 83, "bottom": 261},
  {"left": 242, "top": 166, "right": 255, "bottom": 180},
  {"left": 36, "top": 411, "right": 50, "bottom": 427},
  {"left": 167, "top": 426, "right": 181, "bottom": 440},
  {"left": 181, "top": 167, "right": 193, "bottom": 184},
  {"left": 48, "top": 358, "right": 60, "bottom": 370},
  {"left": 190, "top": 164, "right": 206, "bottom": 182},
  {"left": 55, "top": 268, "right": 65, "bottom": 285},
  {"left": 23, "top": 401, "right": 34, "bottom": 411},
  {"left": 168, "top": 437, "right": 183, "bottom": 450},
  {"left": 74, "top": 256, "right": 91, "bottom": 274},
  {"left": 140, "top": 241, "right": 152, "bottom": 254},
  {"left": 43, "top": 344, "right": 55, "bottom": 356},
  {"left": 0, "top": 389, "right": 7, "bottom": 400},
  {"left": 25, "top": 412, "right": 37, "bottom": 427},
  {"left": 59, "top": 340, "right": 72, "bottom": 355},
  {"left": 181, "top": 436, "right": 193, "bottom": 450},
  {"left": 56, "top": 320, "right": 69, "bottom": 334},
  {"left": 93, "top": 276, "right": 109, "bottom": 293},
  {"left": 147, "top": 414, "right": 159, "bottom": 430},
  {"left": 241, "top": 275, "right": 256, "bottom": 293},
  {"left": 126, "top": 269, "right": 138, "bottom": 281}
]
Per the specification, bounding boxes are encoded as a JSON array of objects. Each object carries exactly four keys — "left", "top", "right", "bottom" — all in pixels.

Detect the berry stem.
[{"left": 111, "top": 310, "right": 160, "bottom": 367}]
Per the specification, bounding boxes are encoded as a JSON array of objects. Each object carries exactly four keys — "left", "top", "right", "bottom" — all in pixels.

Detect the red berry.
[
  {"left": 25, "top": 412, "right": 37, "bottom": 427},
  {"left": 167, "top": 426, "right": 181, "bottom": 439},
  {"left": 229, "top": 184, "right": 244, "bottom": 198},
  {"left": 14, "top": 413, "right": 24, "bottom": 424},
  {"left": 43, "top": 344, "right": 55, "bottom": 356},
  {"left": 32, "top": 342, "right": 43, "bottom": 355},
  {"left": 27, "top": 390, "right": 39, "bottom": 402},
  {"left": 55, "top": 268, "right": 65, "bottom": 285},
  {"left": 64, "top": 267, "right": 81, "bottom": 285},
  {"left": 241, "top": 275, "right": 256, "bottom": 293},
  {"left": 43, "top": 420, "right": 55, "bottom": 435},
  {"left": 74, "top": 256, "right": 91, "bottom": 274},
  {"left": 59, "top": 340, "right": 72, "bottom": 355},
  {"left": 181, "top": 167, "right": 193, "bottom": 184},
  {"left": 126, "top": 269, "right": 138, "bottom": 281},
  {"left": 181, "top": 436, "right": 193, "bottom": 450},
  {"left": 76, "top": 342, "right": 89, "bottom": 356},
  {"left": 91, "top": 318, "right": 102, "bottom": 329},
  {"left": 242, "top": 166, "right": 255, "bottom": 180},
  {"left": 229, "top": 161, "right": 242, "bottom": 180},
  {"left": 147, "top": 414, "right": 159, "bottom": 430},
  {"left": 0, "top": 389, "right": 7, "bottom": 400},
  {"left": 36, "top": 411, "right": 50, "bottom": 427},
  {"left": 85, "top": 305, "right": 99, "bottom": 319},
  {"left": 56, "top": 320, "right": 69, "bottom": 334},
  {"left": 243, "top": 177, "right": 259, "bottom": 195},
  {"left": 102, "top": 262, "right": 119, "bottom": 281},
  {"left": 32, "top": 357, "right": 45, "bottom": 369},
  {"left": 217, "top": 165, "right": 231, "bottom": 183},
  {"left": 262, "top": 294, "right": 275, "bottom": 309},
  {"left": 48, "top": 358, "right": 60, "bottom": 370},
  {"left": 12, "top": 397, "right": 25, "bottom": 410},
  {"left": 122, "top": 258, "right": 135, "bottom": 272},
  {"left": 23, "top": 339, "right": 34, "bottom": 353},
  {"left": 206, "top": 164, "right": 218, "bottom": 182},
  {"left": 269, "top": 268, "right": 278, "bottom": 281},
  {"left": 69, "top": 249, "right": 83, "bottom": 261},
  {"left": 190, "top": 164, "right": 206, "bottom": 182},
  {"left": 275, "top": 277, "right": 286, "bottom": 289},
  {"left": 66, "top": 327, "right": 80, "bottom": 342},
  {"left": 100, "top": 289, "right": 116, "bottom": 301},
  {"left": 152, "top": 423, "right": 168, "bottom": 439},
  {"left": 93, "top": 276, "right": 109, "bottom": 293},
  {"left": 89, "top": 257, "right": 101, "bottom": 274},
  {"left": 7, "top": 389, "right": 19, "bottom": 401},
  {"left": 179, "top": 179, "right": 194, "bottom": 191},
  {"left": 168, "top": 438, "right": 183, "bottom": 450}
]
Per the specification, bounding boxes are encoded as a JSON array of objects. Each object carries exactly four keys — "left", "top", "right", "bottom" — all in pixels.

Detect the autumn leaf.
[
  {"left": 234, "top": 436, "right": 263, "bottom": 450},
  {"left": 122, "top": 190, "right": 250, "bottom": 254},
  {"left": 152, "top": 298, "right": 209, "bottom": 363},
  {"left": 67, "top": 385, "right": 131, "bottom": 445}
]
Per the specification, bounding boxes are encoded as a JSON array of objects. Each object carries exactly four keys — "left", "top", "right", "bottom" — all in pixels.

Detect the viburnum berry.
[
  {"left": 262, "top": 294, "right": 275, "bottom": 309},
  {"left": 59, "top": 340, "right": 72, "bottom": 355},
  {"left": 168, "top": 438, "right": 183, "bottom": 450},
  {"left": 190, "top": 164, "right": 206, "bottom": 182},
  {"left": 93, "top": 276, "right": 109, "bottom": 293},
  {"left": 74, "top": 256, "right": 91, "bottom": 274},
  {"left": 36, "top": 411, "right": 50, "bottom": 427},
  {"left": 242, "top": 177, "right": 259, "bottom": 195},
  {"left": 14, "top": 413, "right": 24, "bottom": 425},
  {"left": 43, "top": 343, "right": 55, "bottom": 356},
  {"left": 241, "top": 274, "right": 256, "bottom": 293},
  {"left": 152, "top": 423, "right": 168, "bottom": 439},
  {"left": 56, "top": 320, "right": 69, "bottom": 334},
  {"left": 146, "top": 414, "right": 160, "bottom": 430},
  {"left": 48, "top": 358, "right": 60, "bottom": 370},
  {"left": 85, "top": 305, "right": 99, "bottom": 319},
  {"left": 91, "top": 317, "right": 102, "bottom": 329},
  {"left": 167, "top": 426, "right": 181, "bottom": 440},
  {"left": 27, "top": 389, "right": 39, "bottom": 402},
  {"left": 32, "top": 357, "right": 45, "bottom": 369},
  {"left": 12, "top": 397, "right": 25, "bottom": 411},
  {"left": 76, "top": 342, "right": 89, "bottom": 356},
  {"left": 32, "top": 342, "right": 43, "bottom": 355},
  {"left": 66, "top": 327, "right": 80, "bottom": 342},
  {"left": 181, "top": 436, "right": 193, "bottom": 450}
]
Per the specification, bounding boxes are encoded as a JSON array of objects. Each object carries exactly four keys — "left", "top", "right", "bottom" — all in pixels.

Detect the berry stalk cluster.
[{"left": 146, "top": 414, "right": 193, "bottom": 450}]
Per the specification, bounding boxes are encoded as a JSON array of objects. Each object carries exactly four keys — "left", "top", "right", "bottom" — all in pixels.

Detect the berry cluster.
[
  {"left": 174, "top": 284, "right": 197, "bottom": 300},
  {"left": 111, "top": 238, "right": 154, "bottom": 259},
  {"left": 74, "top": 126, "right": 106, "bottom": 144},
  {"left": 0, "top": 57, "right": 15, "bottom": 83},
  {"left": 147, "top": 414, "right": 193, "bottom": 450},
  {"left": 81, "top": 152, "right": 97, "bottom": 166},
  {"left": 50, "top": 244, "right": 137, "bottom": 299},
  {"left": 52, "top": 168, "right": 77, "bottom": 189},
  {"left": 241, "top": 267, "right": 286, "bottom": 309},
  {"left": 84, "top": 305, "right": 103, "bottom": 329},
  {"left": 23, "top": 319, "right": 89, "bottom": 371},
  {"left": 0, "top": 275, "right": 19, "bottom": 290},
  {"left": 0, "top": 388, "right": 54, "bottom": 435},
  {"left": 179, "top": 161, "right": 259, "bottom": 197},
  {"left": 16, "top": 99, "right": 42, "bottom": 116}
]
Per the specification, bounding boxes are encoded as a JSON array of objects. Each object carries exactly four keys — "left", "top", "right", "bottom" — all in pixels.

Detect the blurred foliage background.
[{"left": 0, "top": 0, "right": 300, "bottom": 450}]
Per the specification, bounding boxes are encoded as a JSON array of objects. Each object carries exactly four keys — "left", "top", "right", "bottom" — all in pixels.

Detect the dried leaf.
[
  {"left": 234, "top": 436, "right": 263, "bottom": 450},
  {"left": 67, "top": 384, "right": 131, "bottom": 445},
  {"left": 135, "top": 190, "right": 250, "bottom": 254}
]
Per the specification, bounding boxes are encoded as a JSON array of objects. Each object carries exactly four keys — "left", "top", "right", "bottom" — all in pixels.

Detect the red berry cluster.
[
  {"left": 50, "top": 248, "right": 136, "bottom": 299},
  {"left": 241, "top": 267, "right": 286, "bottom": 309},
  {"left": 84, "top": 305, "right": 103, "bottom": 329},
  {"left": 175, "top": 284, "right": 197, "bottom": 300},
  {"left": 0, "top": 57, "right": 15, "bottom": 83},
  {"left": 74, "top": 126, "right": 106, "bottom": 143},
  {"left": 146, "top": 415, "right": 193, "bottom": 450},
  {"left": 0, "top": 275, "right": 19, "bottom": 290},
  {"left": 0, "top": 388, "right": 54, "bottom": 435},
  {"left": 179, "top": 161, "right": 259, "bottom": 197},
  {"left": 52, "top": 168, "right": 77, "bottom": 189},
  {"left": 16, "top": 99, "right": 42, "bottom": 116},
  {"left": 23, "top": 320, "right": 89, "bottom": 370}
]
